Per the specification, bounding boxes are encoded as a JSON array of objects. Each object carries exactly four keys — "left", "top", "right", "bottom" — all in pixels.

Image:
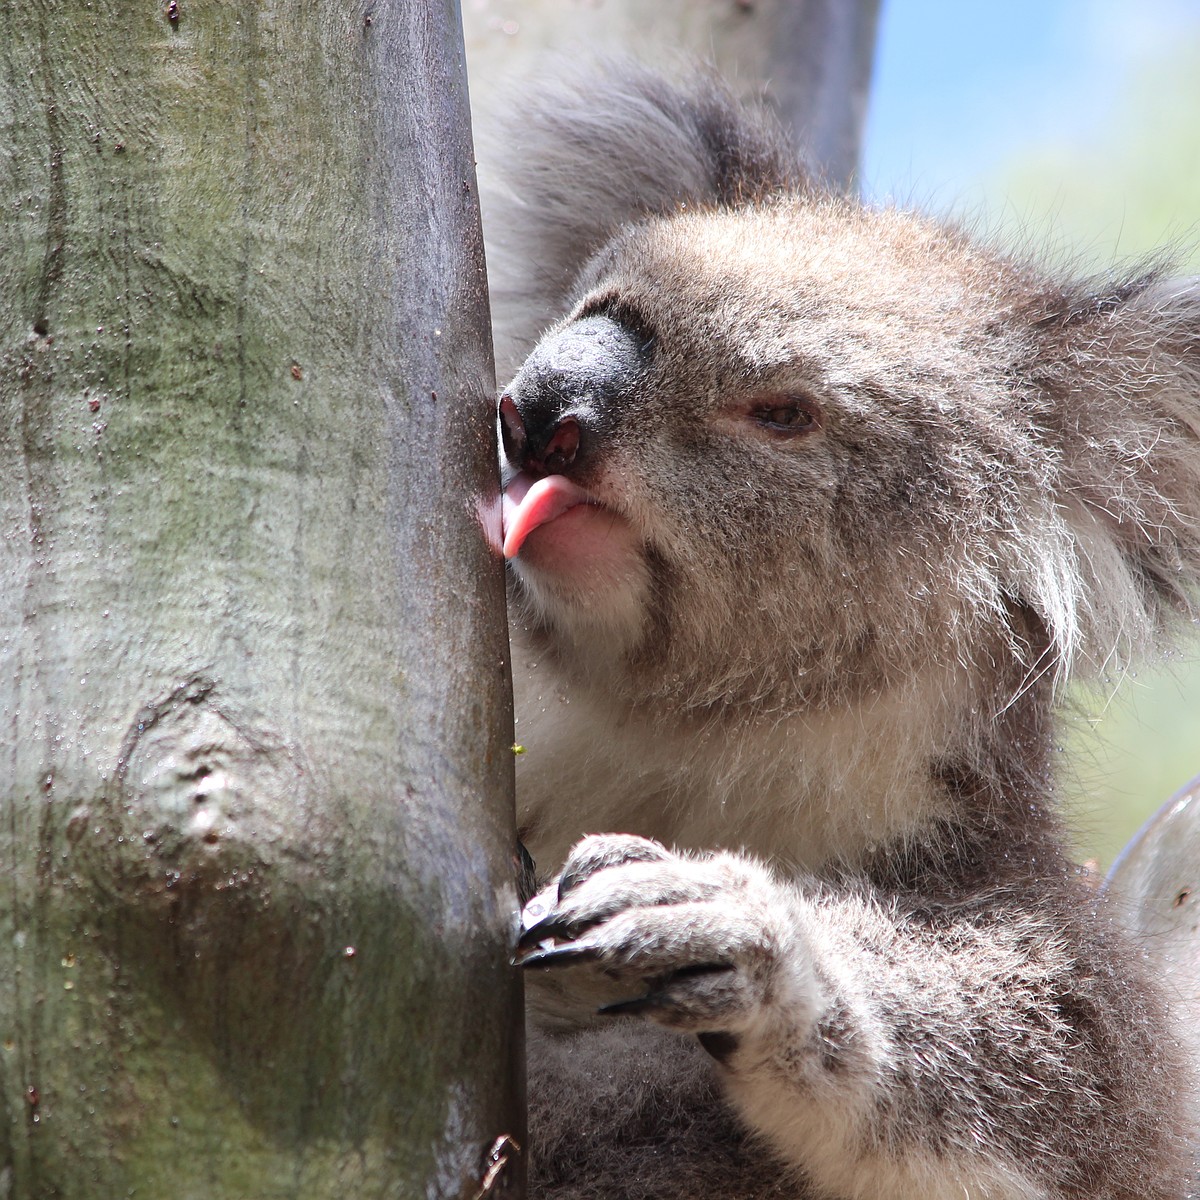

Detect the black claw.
[
  {"left": 515, "top": 941, "right": 602, "bottom": 970},
  {"left": 515, "top": 917, "right": 578, "bottom": 955},
  {"left": 516, "top": 839, "right": 538, "bottom": 906},
  {"left": 557, "top": 838, "right": 671, "bottom": 898},
  {"left": 597, "top": 994, "right": 658, "bottom": 1016},
  {"left": 595, "top": 962, "right": 737, "bottom": 1018}
]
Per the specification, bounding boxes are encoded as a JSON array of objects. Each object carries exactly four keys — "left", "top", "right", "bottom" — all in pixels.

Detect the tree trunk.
[
  {"left": 463, "top": 0, "right": 881, "bottom": 190},
  {"left": 0, "top": 2, "right": 521, "bottom": 1197}
]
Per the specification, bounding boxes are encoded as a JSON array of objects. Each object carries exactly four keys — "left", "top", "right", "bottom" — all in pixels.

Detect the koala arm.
[{"left": 519, "top": 835, "right": 1182, "bottom": 1200}]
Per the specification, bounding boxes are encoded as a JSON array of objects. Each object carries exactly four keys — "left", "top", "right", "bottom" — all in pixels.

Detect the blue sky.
[{"left": 861, "top": 0, "right": 1200, "bottom": 208}]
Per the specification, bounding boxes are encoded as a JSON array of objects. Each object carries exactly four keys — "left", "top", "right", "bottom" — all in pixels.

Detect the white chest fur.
[{"left": 511, "top": 642, "right": 961, "bottom": 876}]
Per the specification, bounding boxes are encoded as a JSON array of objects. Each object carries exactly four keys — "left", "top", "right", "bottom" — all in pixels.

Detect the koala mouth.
[{"left": 502, "top": 472, "right": 601, "bottom": 559}]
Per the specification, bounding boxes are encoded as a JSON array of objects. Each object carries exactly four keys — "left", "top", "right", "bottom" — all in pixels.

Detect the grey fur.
[{"left": 487, "top": 65, "right": 1199, "bottom": 1199}]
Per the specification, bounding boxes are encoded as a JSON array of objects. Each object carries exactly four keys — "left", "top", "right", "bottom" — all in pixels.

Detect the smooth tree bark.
[{"left": 0, "top": 2, "right": 521, "bottom": 1197}]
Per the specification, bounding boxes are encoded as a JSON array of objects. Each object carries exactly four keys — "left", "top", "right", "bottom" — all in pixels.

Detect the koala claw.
[
  {"left": 514, "top": 937, "right": 604, "bottom": 969},
  {"left": 517, "top": 834, "right": 796, "bottom": 1034},
  {"left": 597, "top": 963, "right": 740, "bottom": 1020},
  {"left": 515, "top": 915, "right": 585, "bottom": 957}
]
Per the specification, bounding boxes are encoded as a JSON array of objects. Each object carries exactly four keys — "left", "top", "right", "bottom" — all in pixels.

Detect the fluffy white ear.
[
  {"left": 1031, "top": 271, "right": 1200, "bottom": 677},
  {"left": 477, "top": 63, "right": 805, "bottom": 379}
]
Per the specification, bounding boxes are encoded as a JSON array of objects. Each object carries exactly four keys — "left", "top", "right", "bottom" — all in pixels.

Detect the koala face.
[
  {"left": 488, "top": 63, "right": 1200, "bottom": 736},
  {"left": 500, "top": 197, "right": 1061, "bottom": 716}
]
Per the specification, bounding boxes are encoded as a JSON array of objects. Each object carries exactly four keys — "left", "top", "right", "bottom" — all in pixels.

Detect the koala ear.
[
  {"left": 478, "top": 62, "right": 806, "bottom": 378},
  {"left": 1029, "top": 270, "right": 1200, "bottom": 676}
]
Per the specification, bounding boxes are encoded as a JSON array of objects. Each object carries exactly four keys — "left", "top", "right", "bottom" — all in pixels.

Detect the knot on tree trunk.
[
  {"left": 64, "top": 676, "right": 362, "bottom": 1123},
  {"left": 85, "top": 675, "right": 318, "bottom": 910}
]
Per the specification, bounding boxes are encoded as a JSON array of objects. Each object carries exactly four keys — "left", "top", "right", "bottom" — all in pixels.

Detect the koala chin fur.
[{"left": 484, "top": 65, "right": 1200, "bottom": 1199}]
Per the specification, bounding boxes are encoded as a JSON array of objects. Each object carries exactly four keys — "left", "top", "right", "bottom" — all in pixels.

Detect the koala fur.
[{"left": 486, "top": 66, "right": 1200, "bottom": 1199}]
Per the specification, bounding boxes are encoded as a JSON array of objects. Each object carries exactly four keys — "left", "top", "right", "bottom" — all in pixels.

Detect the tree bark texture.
[
  {"left": 463, "top": 0, "right": 881, "bottom": 190},
  {"left": 0, "top": 2, "right": 521, "bottom": 1197}
]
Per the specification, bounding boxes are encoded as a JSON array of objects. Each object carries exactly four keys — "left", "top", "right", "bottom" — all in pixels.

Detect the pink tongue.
[{"left": 502, "top": 474, "right": 596, "bottom": 559}]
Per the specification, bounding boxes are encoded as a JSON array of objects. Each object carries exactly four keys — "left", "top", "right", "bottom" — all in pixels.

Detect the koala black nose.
[
  {"left": 498, "top": 314, "right": 648, "bottom": 477},
  {"left": 499, "top": 396, "right": 580, "bottom": 475}
]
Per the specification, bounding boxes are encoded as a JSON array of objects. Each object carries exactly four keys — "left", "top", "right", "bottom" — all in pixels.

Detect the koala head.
[{"left": 492, "top": 68, "right": 1200, "bottom": 724}]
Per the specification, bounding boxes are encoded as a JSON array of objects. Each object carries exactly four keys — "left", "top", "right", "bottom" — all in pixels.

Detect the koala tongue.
[{"left": 502, "top": 474, "right": 597, "bottom": 559}]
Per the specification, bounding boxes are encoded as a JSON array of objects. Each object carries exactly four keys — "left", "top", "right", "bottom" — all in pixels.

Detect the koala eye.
[{"left": 748, "top": 394, "right": 821, "bottom": 437}]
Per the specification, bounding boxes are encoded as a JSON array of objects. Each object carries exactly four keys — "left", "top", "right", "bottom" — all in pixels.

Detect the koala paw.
[{"left": 516, "top": 834, "right": 808, "bottom": 1038}]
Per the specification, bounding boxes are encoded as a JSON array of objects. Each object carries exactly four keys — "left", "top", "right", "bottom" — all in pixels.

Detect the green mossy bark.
[{"left": 0, "top": 2, "right": 520, "bottom": 1196}]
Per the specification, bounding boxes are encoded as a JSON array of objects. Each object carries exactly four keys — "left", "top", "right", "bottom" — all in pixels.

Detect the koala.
[{"left": 485, "top": 66, "right": 1200, "bottom": 1199}]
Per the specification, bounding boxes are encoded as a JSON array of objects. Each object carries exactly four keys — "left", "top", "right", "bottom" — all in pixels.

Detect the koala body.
[{"left": 488, "top": 67, "right": 1200, "bottom": 1199}]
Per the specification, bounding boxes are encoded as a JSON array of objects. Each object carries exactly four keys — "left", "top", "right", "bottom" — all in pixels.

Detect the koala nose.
[
  {"left": 498, "top": 314, "right": 648, "bottom": 477},
  {"left": 499, "top": 397, "right": 580, "bottom": 475}
]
